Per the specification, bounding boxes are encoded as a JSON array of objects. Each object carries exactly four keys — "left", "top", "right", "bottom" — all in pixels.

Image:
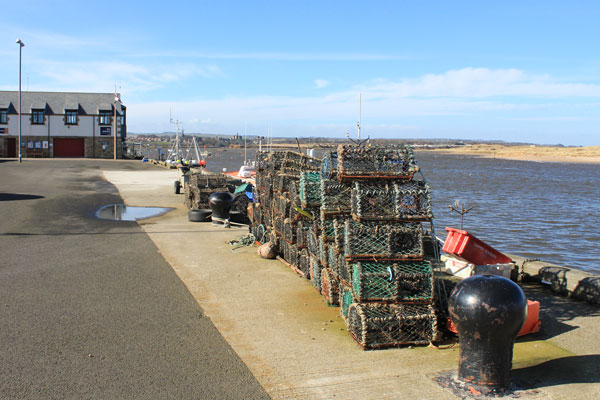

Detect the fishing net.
[
  {"left": 337, "top": 144, "right": 418, "bottom": 180},
  {"left": 320, "top": 215, "right": 336, "bottom": 242},
  {"left": 255, "top": 171, "right": 272, "bottom": 191},
  {"left": 299, "top": 172, "right": 322, "bottom": 207},
  {"left": 273, "top": 214, "right": 285, "bottom": 236},
  {"left": 328, "top": 244, "right": 340, "bottom": 279},
  {"left": 344, "top": 220, "right": 423, "bottom": 261},
  {"left": 189, "top": 172, "right": 229, "bottom": 189},
  {"left": 282, "top": 240, "right": 299, "bottom": 267},
  {"left": 320, "top": 151, "right": 338, "bottom": 180},
  {"left": 262, "top": 207, "right": 272, "bottom": 230},
  {"left": 319, "top": 238, "right": 328, "bottom": 267},
  {"left": 310, "top": 256, "right": 322, "bottom": 292},
  {"left": 274, "top": 194, "right": 290, "bottom": 217},
  {"left": 338, "top": 253, "right": 352, "bottom": 285},
  {"left": 320, "top": 179, "right": 352, "bottom": 215},
  {"left": 351, "top": 261, "right": 434, "bottom": 303},
  {"left": 273, "top": 174, "right": 298, "bottom": 193},
  {"left": 347, "top": 303, "right": 437, "bottom": 349},
  {"left": 321, "top": 267, "right": 339, "bottom": 306},
  {"left": 351, "top": 180, "right": 433, "bottom": 221}
]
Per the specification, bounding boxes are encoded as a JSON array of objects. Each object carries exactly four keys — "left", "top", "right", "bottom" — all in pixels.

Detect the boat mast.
[{"left": 357, "top": 93, "right": 361, "bottom": 140}]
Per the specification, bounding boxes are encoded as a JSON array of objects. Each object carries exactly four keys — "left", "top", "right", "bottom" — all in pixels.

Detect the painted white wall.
[{"left": 3, "top": 113, "right": 122, "bottom": 138}]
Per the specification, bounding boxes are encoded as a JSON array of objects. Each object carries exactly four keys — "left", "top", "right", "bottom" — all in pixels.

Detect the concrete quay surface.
[{"left": 104, "top": 161, "right": 600, "bottom": 400}]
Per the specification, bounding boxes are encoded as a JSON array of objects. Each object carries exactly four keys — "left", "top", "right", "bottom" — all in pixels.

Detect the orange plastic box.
[
  {"left": 447, "top": 300, "right": 541, "bottom": 337},
  {"left": 442, "top": 227, "right": 512, "bottom": 265}
]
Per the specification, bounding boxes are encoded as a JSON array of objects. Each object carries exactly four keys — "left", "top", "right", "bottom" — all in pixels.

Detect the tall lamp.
[{"left": 16, "top": 38, "right": 25, "bottom": 163}]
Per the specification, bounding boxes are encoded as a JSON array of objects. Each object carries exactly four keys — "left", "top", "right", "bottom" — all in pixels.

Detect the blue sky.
[{"left": 1, "top": 1, "right": 599, "bottom": 145}]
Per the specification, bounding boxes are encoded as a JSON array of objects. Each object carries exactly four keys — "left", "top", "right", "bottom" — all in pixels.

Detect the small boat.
[{"left": 223, "top": 164, "right": 256, "bottom": 185}]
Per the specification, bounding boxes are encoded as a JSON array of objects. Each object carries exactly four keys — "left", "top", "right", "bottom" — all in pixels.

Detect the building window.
[
  {"left": 99, "top": 111, "right": 112, "bottom": 125},
  {"left": 0, "top": 109, "right": 7, "bottom": 124},
  {"left": 32, "top": 110, "right": 45, "bottom": 125},
  {"left": 65, "top": 110, "right": 78, "bottom": 125}
]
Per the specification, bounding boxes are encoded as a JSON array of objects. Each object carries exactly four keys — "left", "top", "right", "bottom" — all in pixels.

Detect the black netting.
[
  {"left": 344, "top": 220, "right": 423, "bottom": 260},
  {"left": 296, "top": 220, "right": 313, "bottom": 249},
  {"left": 337, "top": 144, "right": 418, "bottom": 180},
  {"left": 347, "top": 303, "right": 436, "bottom": 349},
  {"left": 338, "top": 253, "right": 351, "bottom": 285},
  {"left": 273, "top": 214, "right": 285, "bottom": 235},
  {"left": 283, "top": 218, "right": 297, "bottom": 244},
  {"left": 351, "top": 261, "right": 434, "bottom": 302},
  {"left": 320, "top": 179, "right": 352, "bottom": 214},
  {"left": 282, "top": 240, "right": 299, "bottom": 267},
  {"left": 351, "top": 180, "right": 433, "bottom": 221},
  {"left": 307, "top": 229, "right": 319, "bottom": 257},
  {"left": 328, "top": 245, "right": 339, "bottom": 279},
  {"left": 319, "top": 238, "right": 328, "bottom": 267}
]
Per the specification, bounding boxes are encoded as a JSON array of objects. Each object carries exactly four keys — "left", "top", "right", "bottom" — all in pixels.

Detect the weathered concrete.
[{"left": 105, "top": 163, "right": 600, "bottom": 400}]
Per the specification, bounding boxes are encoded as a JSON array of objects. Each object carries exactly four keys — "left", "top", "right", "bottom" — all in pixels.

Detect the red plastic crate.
[{"left": 442, "top": 227, "right": 512, "bottom": 265}]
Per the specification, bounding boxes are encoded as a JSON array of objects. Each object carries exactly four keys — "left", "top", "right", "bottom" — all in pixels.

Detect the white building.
[{"left": 0, "top": 91, "right": 126, "bottom": 158}]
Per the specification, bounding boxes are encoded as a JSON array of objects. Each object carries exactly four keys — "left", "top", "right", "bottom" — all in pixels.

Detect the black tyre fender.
[
  {"left": 188, "top": 208, "right": 212, "bottom": 222},
  {"left": 174, "top": 180, "right": 181, "bottom": 194}
]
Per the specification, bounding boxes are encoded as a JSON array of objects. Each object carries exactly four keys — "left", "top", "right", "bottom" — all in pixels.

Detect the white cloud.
[{"left": 315, "top": 79, "right": 329, "bottom": 89}]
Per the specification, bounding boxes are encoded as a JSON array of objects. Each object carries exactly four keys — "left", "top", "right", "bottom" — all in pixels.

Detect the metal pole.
[
  {"left": 17, "top": 39, "right": 24, "bottom": 163},
  {"left": 113, "top": 98, "right": 117, "bottom": 160}
]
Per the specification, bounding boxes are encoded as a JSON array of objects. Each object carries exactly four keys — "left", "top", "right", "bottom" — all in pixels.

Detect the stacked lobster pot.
[
  {"left": 249, "top": 145, "right": 439, "bottom": 350},
  {"left": 250, "top": 151, "right": 321, "bottom": 277},
  {"left": 333, "top": 144, "right": 438, "bottom": 349}
]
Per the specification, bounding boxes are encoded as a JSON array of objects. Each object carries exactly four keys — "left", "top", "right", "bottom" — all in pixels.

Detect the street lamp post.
[{"left": 16, "top": 39, "right": 24, "bottom": 163}]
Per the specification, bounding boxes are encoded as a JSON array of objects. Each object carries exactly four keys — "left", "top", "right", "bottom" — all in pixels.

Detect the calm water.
[
  {"left": 96, "top": 204, "right": 172, "bottom": 221},
  {"left": 205, "top": 148, "right": 600, "bottom": 274}
]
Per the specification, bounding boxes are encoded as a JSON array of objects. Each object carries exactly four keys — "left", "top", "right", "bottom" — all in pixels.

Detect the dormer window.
[
  {"left": 99, "top": 111, "right": 112, "bottom": 125},
  {"left": 32, "top": 110, "right": 45, "bottom": 125},
  {"left": 0, "top": 109, "right": 7, "bottom": 124},
  {"left": 65, "top": 110, "right": 78, "bottom": 125}
]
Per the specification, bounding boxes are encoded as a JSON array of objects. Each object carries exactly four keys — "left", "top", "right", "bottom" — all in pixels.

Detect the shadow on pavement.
[
  {"left": 0, "top": 193, "right": 45, "bottom": 201},
  {"left": 513, "top": 354, "right": 600, "bottom": 388}
]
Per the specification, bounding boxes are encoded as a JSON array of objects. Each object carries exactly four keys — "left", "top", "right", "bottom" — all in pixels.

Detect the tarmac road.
[{"left": 0, "top": 159, "right": 269, "bottom": 399}]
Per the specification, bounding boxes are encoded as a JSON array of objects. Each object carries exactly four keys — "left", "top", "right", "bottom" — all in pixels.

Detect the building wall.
[{"left": 1, "top": 113, "right": 124, "bottom": 159}]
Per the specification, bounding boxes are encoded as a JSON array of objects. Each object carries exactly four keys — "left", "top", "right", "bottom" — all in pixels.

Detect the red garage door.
[{"left": 53, "top": 138, "right": 85, "bottom": 157}]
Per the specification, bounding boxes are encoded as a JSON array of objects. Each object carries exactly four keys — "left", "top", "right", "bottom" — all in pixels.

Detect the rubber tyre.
[
  {"left": 229, "top": 211, "right": 249, "bottom": 224},
  {"left": 188, "top": 209, "right": 211, "bottom": 222},
  {"left": 174, "top": 180, "right": 181, "bottom": 194}
]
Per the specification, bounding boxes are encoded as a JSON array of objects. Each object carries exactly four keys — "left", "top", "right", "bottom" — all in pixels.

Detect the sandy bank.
[{"left": 425, "top": 144, "right": 600, "bottom": 164}]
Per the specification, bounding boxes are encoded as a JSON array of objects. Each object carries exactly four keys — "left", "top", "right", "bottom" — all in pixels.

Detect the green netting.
[
  {"left": 320, "top": 151, "right": 338, "bottom": 179},
  {"left": 347, "top": 303, "right": 437, "bottom": 349},
  {"left": 307, "top": 229, "right": 319, "bottom": 257},
  {"left": 344, "top": 220, "right": 423, "bottom": 260},
  {"left": 351, "top": 260, "right": 433, "bottom": 302},
  {"left": 320, "top": 216, "right": 336, "bottom": 242},
  {"left": 299, "top": 172, "right": 321, "bottom": 207},
  {"left": 328, "top": 245, "right": 339, "bottom": 279},
  {"left": 320, "top": 179, "right": 352, "bottom": 214},
  {"left": 340, "top": 283, "right": 355, "bottom": 321}
]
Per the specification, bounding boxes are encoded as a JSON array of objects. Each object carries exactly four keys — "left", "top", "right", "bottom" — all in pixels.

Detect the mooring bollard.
[
  {"left": 209, "top": 192, "right": 234, "bottom": 222},
  {"left": 449, "top": 275, "right": 527, "bottom": 391}
]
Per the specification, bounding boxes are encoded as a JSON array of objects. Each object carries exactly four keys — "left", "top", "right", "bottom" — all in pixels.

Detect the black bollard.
[
  {"left": 449, "top": 275, "right": 527, "bottom": 391},
  {"left": 208, "top": 192, "right": 234, "bottom": 222}
]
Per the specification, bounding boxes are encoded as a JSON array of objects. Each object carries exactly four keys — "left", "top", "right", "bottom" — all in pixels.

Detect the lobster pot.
[
  {"left": 282, "top": 240, "right": 299, "bottom": 267},
  {"left": 320, "top": 179, "right": 352, "bottom": 215},
  {"left": 347, "top": 303, "right": 437, "bottom": 349},
  {"left": 307, "top": 229, "right": 320, "bottom": 257},
  {"left": 255, "top": 172, "right": 272, "bottom": 192},
  {"left": 296, "top": 220, "right": 313, "bottom": 249},
  {"left": 283, "top": 218, "right": 297, "bottom": 244},
  {"left": 262, "top": 208, "right": 272, "bottom": 230},
  {"left": 336, "top": 144, "right": 418, "bottom": 180},
  {"left": 351, "top": 181, "right": 433, "bottom": 221},
  {"left": 328, "top": 245, "right": 341, "bottom": 279},
  {"left": 266, "top": 151, "right": 287, "bottom": 173},
  {"left": 351, "top": 261, "right": 434, "bottom": 303},
  {"left": 321, "top": 267, "right": 339, "bottom": 306},
  {"left": 319, "top": 239, "right": 329, "bottom": 267},
  {"left": 190, "top": 173, "right": 229, "bottom": 189},
  {"left": 310, "top": 256, "right": 323, "bottom": 292},
  {"left": 340, "top": 282, "right": 355, "bottom": 322},
  {"left": 298, "top": 248, "right": 310, "bottom": 277},
  {"left": 299, "top": 172, "right": 322, "bottom": 207},
  {"left": 273, "top": 194, "right": 290, "bottom": 217},
  {"left": 250, "top": 224, "right": 264, "bottom": 244},
  {"left": 288, "top": 181, "right": 301, "bottom": 207},
  {"left": 338, "top": 253, "right": 352, "bottom": 285},
  {"left": 344, "top": 220, "right": 423, "bottom": 261},
  {"left": 251, "top": 203, "right": 261, "bottom": 226},
  {"left": 332, "top": 218, "right": 348, "bottom": 252},
  {"left": 320, "top": 151, "right": 338, "bottom": 180},
  {"left": 273, "top": 214, "right": 285, "bottom": 236},
  {"left": 273, "top": 174, "right": 297, "bottom": 193},
  {"left": 319, "top": 212, "right": 340, "bottom": 242},
  {"left": 255, "top": 151, "right": 271, "bottom": 172}
]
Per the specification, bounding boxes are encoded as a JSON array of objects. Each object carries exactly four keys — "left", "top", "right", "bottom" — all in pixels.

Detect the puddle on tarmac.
[{"left": 96, "top": 204, "right": 173, "bottom": 221}]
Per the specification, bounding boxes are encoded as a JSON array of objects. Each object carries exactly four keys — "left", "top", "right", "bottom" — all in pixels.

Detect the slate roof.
[{"left": 0, "top": 91, "right": 125, "bottom": 115}]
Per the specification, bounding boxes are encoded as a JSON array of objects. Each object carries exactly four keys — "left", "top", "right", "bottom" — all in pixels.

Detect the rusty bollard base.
[{"left": 434, "top": 371, "right": 543, "bottom": 398}]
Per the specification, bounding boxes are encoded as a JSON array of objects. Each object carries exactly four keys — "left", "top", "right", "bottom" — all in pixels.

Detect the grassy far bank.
[{"left": 425, "top": 144, "right": 600, "bottom": 164}]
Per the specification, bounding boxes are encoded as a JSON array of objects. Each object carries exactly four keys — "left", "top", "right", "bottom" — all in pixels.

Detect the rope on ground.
[{"left": 229, "top": 233, "right": 256, "bottom": 251}]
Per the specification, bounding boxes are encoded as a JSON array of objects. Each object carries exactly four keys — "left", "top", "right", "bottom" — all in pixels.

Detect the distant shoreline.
[{"left": 421, "top": 144, "right": 600, "bottom": 164}]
